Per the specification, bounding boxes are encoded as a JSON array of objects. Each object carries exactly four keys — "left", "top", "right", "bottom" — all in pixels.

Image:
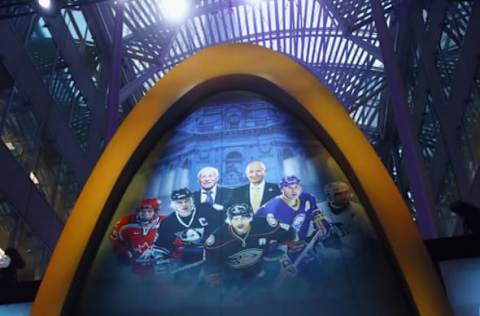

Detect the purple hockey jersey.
[{"left": 256, "top": 192, "right": 318, "bottom": 240}]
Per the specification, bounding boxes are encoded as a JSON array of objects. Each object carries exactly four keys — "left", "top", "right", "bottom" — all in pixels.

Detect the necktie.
[
  {"left": 205, "top": 190, "right": 213, "bottom": 205},
  {"left": 252, "top": 186, "right": 261, "bottom": 213}
]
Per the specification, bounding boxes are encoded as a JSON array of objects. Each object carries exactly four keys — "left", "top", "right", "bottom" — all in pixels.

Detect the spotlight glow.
[
  {"left": 38, "top": 0, "right": 51, "bottom": 9},
  {"left": 159, "top": 0, "right": 189, "bottom": 22}
]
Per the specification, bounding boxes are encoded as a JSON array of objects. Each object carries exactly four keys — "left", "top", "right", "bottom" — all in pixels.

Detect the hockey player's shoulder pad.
[
  {"left": 159, "top": 211, "right": 178, "bottom": 226},
  {"left": 264, "top": 213, "right": 290, "bottom": 231},
  {"left": 256, "top": 215, "right": 289, "bottom": 233},
  {"left": 300, "top": 191, "right": 316, "bottom": 199},
  {"left": 263, "top": 196, "right": 283, "bottom": 209},
  {"left": 266, "top": 213, "right": 279, "bottom": 227},
  {"left": 116, "top": 214, "right": 136, "bottom": 226}
]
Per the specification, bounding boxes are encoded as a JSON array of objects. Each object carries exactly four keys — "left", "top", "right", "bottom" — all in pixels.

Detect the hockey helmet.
[
  {"left": 138, "top": 198, "right": 160, "bottom": 211},
  {"left": 279, "top": 175, "right": 301, "bottom": 189},
  {"left": 227, "top": 203, "right": 253, "bottom": 221},
  {"left": 171, "top": 188, "right": 193, "bottom": 201},
  {"left": 136, "top": 198, "right": 161, "bottom": 224},
  {"left": 324, "top": 181, "right": 350, "bottom": 200}
]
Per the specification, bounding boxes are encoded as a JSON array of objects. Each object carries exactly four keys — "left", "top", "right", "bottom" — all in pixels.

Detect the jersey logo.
[
  {"left": 175, "top": 228, "right": 205, "bottom": 244},
  {"left": 266, "top": 213, "right": 278, "bottom": 227},
  {"left": 227, "top": 248, "right": 263, "bottom": 269},
  {"left": 198, "top": 217, "right": 208, "bottom": 226},
  {"left": 132, "top": 241, "right": 150, "bottom": 255},
  {"left": 258, "top": 238, "right": 266, "bottom": 246},
  {"left": 292, "top": 213, "right": 306, "bottom": 232}
]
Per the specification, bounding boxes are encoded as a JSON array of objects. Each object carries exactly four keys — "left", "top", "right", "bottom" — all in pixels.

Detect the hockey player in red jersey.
[{"left": 110, "top": 198, "right": 166, "bottom": 275}]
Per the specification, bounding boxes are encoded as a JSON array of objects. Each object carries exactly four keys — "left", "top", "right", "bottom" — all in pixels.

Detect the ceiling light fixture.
[
  {"left": 159, "top": 0, "right": 190, "bottom": 22},
  {"left": 38, "top": 0, "right": 51, "bottom": 10},
  {"left": 247, "top": 0, "right": 263, "bottom": 6}
]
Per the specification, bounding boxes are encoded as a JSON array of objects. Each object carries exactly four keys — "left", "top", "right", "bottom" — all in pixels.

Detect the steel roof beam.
[
  {"left": 43, "top": 14, "right": 105, "bottom": 166},
  {"left": 371, "top": 0, "right": 438, "bottom": 238},
  {"left": 0, "top": 22, "right": 90, "bottom": 184},
  {"left": 0, "top": 143, "right": 62, "bottom": 250},
  {"left": 411, "top": 2, "right": 472, "bottom": 200}
]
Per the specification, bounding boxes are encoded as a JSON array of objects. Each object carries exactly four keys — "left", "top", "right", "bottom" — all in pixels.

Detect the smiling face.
[
  {"left": 198, "top": 167, "right": 219, "bottom": 190},
  {"left": 246, "top": 162, "right": 266, "bottom": 185},
  {"left": 282, "top": 183, "right": 302, "bottom": 201},
  {"left": 231, "top": 215, "right": 252, "bottom": 235},
  {"left": 174, "top": 197, "right": 194, "bottom": 217}
]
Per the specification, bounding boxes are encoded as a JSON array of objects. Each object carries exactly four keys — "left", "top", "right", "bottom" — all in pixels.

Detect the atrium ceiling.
[{"left": 0, "top": 0, "right": 479, "bottom": 259}]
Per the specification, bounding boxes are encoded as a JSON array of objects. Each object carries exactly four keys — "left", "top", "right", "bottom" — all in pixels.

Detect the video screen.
[{"left": 72, "top": 91, "right": 413, "bottom": 316}]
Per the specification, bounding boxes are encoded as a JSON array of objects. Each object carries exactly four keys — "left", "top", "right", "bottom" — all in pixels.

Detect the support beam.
[
  {"left": 44, "top": 14, "right": 106, "bottom": 167},
  {"left": 105, "top": 1, "right": 125, "bottom": 142},
  {"left": 0, "top": 21, "right": 90, "bottom": 184},
  {"left": 411, "top": 0, "right": 480, "bottom": 200},
  {"left": 370, "top": 0, "right": 438, "bottom": 238},
  {"left": 0, "top": 143, "right": 62, "bottom": 251}
]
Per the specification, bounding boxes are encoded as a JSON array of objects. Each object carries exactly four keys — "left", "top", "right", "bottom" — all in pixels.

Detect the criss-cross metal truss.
[{"left": 0, "top": 0, "right": 480, "bottom": 256}]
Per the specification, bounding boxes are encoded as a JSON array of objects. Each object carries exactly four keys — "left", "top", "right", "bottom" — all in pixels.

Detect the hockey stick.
[
  {"left": 170, "top": 259, "right": 205, "bottom": 274},
  {"left": 293, "top": 227, "right": 326, "bottom": 267}
]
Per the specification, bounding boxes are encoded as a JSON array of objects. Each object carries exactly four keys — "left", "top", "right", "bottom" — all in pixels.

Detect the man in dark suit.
[
  {"left": 233, "top": 161, "right": 281, "bottom": 214},
  {"left": 193, "top": 166, "right": 232, "bottom": 211}
]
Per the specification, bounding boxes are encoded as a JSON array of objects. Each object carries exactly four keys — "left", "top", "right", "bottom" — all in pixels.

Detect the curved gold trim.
[{"left": 32, "top": 44, "right": 451, "bottom": 316}]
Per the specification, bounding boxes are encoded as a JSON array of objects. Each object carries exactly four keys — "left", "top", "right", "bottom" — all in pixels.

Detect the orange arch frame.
[{"left": 32, "top": 44, "right": 452, "bottom": 316}]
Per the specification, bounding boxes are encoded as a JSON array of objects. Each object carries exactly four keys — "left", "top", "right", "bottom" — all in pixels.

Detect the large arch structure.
[{"left": 32, "top": 43, "right": 450, "bottom": 316}]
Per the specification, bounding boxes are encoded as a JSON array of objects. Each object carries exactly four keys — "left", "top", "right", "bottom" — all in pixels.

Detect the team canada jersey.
[
  {"left": 110, "top": 215, "right": 163, "bottom": 258},
  {"left": 204, "top": 217, "right": 296, "bottom": 282},
  {"left": 156, "top": 204, "right": 223, "bottom": 262},
  {"left": 256, "top": 192, "right": 318, "bottom": 240}
]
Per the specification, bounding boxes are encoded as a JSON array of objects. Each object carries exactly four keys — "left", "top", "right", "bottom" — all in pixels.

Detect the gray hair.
[{"left": 197, "top": 166, "right": 219, "bottom": 179}]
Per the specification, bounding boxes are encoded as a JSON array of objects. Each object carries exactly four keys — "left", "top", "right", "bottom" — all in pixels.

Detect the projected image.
[{"left": 75, "top": 92, "right": 413, "bottom": 316}]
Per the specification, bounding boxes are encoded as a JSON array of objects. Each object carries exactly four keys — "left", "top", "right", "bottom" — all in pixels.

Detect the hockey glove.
[{"left": 280, "top": 255, "right": 297, "bottom": 277}]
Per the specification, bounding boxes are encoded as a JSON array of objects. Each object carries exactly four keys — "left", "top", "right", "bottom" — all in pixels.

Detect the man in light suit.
[
  {"left": 193, "top": 166, "right": 232, "bottom": 211},
  {"left": 233, "top": 161, "right": 281, "bottom": 214}
]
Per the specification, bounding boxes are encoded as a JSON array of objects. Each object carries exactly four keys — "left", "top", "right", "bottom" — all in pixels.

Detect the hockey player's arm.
[
  {"left": 269, "top": 217, "right": 299, "bottom": 246},
  {"left": 154, "top": 223, "right": 174, "bottom": 258},
  {"left": 351, "top": 205, "right": 376, "bottom": 238},
  {"left": 110, "top": 218, "right": 131, "bottom": 260},
  {"left": 255, "top": 206, "right": 266, "bottom": 216}
]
